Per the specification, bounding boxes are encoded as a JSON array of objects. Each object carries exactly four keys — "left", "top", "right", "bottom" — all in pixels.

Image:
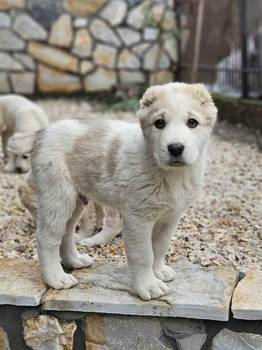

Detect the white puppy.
[
  {"left": 31, "top": 83, "right": 217, "bottom": 300},
  {"left": 0, "top": 95, "right": 48, "bottom": 173}
]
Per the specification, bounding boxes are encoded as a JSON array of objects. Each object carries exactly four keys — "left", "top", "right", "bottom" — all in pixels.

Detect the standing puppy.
[
  {"left": 32, "top": 83, "right": 217, "bottom": 300},
  {"left": 0, "top": 95, "right": 48, "bottom": 173}
]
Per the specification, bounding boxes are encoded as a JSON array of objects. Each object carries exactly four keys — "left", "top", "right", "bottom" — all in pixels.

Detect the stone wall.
[
  {"left": 0, "top": 259, "right": 262, "bottom": 349},
  {"left": 0, "top": 0, "right": 177, "bottom": 95}
]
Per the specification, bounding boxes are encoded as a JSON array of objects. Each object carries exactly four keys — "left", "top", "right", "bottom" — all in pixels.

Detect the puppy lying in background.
[
  {"left": 0, "top": 94, "right": 49, "bottom": 173},
  {"left": 31, "top": 82, "right": 217, "bottom": 300},
  {"left": 19, "top": 173, "right": 122, "bottom": 245}
]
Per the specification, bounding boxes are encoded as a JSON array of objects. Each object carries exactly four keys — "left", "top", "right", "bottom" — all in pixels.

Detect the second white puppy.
[
  {"left": 0, "top": 95, "right": 48, "bottom": 173},
  {"left": 32, "top": 83, "right": 217, "bottom": 300}
]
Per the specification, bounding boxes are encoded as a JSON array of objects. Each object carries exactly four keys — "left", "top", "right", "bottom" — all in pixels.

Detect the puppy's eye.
[
  {"left": 154, "top": 119, "right": 166, "bottom": 129},
  {"left": 22, "top": 154, "right": 29, "bottom": 159},
  {"left": 187, "top": 118, "right": 198, "bottom": 128}
]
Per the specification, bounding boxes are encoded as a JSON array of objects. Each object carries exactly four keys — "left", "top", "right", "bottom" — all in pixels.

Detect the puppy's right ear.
[{"left": 139, "top": 85, "right": 163, "bottom": 109}]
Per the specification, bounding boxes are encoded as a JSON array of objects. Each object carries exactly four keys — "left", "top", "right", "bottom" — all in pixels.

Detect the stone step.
[
  {"left": 43, "top": 261, "right": 238, "bottom": 321},
  {"left": 0, "top": 259, "right": 47, "bottom": 306},
  {"left": 232, "top": 271, "right": 262, "bottom": 320}
]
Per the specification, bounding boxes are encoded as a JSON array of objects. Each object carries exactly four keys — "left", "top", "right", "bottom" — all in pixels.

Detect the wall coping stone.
[
  {"left": 43, "top": 261, "right": 239, "bottom": 321},
  {"left": 0, "top": 259, "right": 46, "bottom": 306}
]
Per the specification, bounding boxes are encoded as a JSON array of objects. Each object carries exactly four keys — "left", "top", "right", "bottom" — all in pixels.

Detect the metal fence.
[{"left": 175, "top": 0, "right": 262, "bottom": 98}]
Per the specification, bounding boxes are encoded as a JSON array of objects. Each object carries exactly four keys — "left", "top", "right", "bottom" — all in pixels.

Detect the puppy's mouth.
[{"left": 168, "top": 158, "right": 187, "bottom": 167}]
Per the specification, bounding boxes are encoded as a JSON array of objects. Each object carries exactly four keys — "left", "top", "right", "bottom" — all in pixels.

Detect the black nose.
[
  {"left": 16, "top": 167, "right": 23, "bottom": 173},
  {"left": 168, "top": 143, "right": 185, "bottom": 157}
]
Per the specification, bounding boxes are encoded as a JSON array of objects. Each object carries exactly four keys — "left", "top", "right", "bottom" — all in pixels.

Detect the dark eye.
[
  {"left": 154, "top": 119, "right": 166, "bottom": 129},
  {"left": 187, "top": 118, "right": 198, "bottom": 128},
  {"left": 22, "top": 154, "right": 29, "bottom": 159}
]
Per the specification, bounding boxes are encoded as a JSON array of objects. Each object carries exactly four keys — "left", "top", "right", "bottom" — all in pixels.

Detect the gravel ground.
[{"left": 0, "top": 98, "right": 261, "bottom": 271}]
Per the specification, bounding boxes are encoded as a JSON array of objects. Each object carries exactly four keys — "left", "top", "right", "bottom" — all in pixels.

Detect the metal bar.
[
  {"left": 191, "top": 0, "right": 205, "bottom": 82},
  {"left": 174, "top": 0, "right": 181, "bottom": 81},
  {"left": 179, "top": 64, "right": 262, "bottom": 74},
  {"left": 240, "top": 0, "right": 248, "bottom": 97}
]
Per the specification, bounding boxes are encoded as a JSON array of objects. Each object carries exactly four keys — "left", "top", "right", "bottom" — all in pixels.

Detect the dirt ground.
[{"left": 0, "top": 98, "right": 261, "bottom": 271}]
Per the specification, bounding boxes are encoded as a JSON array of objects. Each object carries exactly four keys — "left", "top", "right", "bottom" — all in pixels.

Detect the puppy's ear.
[
  {"left": 191, "top": 83, "right": 214, "bottom": 106},
  {"left": 7, "top": 132, "right": 35, "bottom": 155},
  {"left": 139, "top": 85, "right": 163, "bottom": 109}
]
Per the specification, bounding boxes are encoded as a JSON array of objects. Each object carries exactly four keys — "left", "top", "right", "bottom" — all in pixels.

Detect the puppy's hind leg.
[
  {"left": 36, "top": 186, "right": 79, "bottom": 289},
  {"left": 60, "top": 199, "right": 93, "bottom": 269}
]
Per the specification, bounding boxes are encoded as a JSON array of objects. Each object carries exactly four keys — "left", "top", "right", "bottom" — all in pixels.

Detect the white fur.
[
  {"left": 32, "top": 83, "right": 217, "bottom": 299},
  {"left": 0, "top": 95, "right": 48, "bottom": 173}
]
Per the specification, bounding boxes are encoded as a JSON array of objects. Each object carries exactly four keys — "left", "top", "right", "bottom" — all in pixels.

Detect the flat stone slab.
[
  {"left": 43, "top": 262, "right": 238, "bottom": 321},
  {"left": 0, "top": 259, "right": 47, "bottom": 306},
  {"left": 232, "top": 271, "right": 262, "bottom": 320}
]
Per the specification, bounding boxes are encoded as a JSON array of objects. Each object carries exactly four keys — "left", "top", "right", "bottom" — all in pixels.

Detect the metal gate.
[{"left": 175, "top": 0, "right": 262, "bottom": 98}]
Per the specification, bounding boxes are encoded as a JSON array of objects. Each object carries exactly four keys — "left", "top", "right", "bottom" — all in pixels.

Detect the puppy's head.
[
  {"left": 5, "top": 132, "right": 34, "bottom": 174},
  {"left": 137, "top": 82, "right": 217, "bottom": 170}
]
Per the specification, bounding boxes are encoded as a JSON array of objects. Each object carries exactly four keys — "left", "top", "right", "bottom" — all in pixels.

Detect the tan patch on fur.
[{"left": 106, "top": 137, "right": 120, "bottom": 178}]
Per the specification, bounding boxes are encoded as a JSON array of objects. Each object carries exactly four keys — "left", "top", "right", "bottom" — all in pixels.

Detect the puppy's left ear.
[
  {"left": 191, "top": 84, "right": 217, "bottom": 121},
  {"left": 191, "top": 84, "right": 213, "bottom": 105}
]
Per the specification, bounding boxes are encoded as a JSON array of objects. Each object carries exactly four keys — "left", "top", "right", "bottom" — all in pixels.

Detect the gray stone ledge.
[
  {"left": 43, "top": 262, "right": 238, "bottom": 321},
  {"left": 0, "top": 259, "right": 47, "bottom": 306},
  {"left": 232, "top": 271, "right": 262, "bottom": 320}
]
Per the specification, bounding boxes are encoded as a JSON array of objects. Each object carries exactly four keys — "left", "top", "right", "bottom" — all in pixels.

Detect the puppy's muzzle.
[{"left": 167, "top": 143, "right": 186, "bottom": 167}]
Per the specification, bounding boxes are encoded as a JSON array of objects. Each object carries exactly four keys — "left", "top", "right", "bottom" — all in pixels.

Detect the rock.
[
  {"left": 80, "top": 60, "right": 94, "bottom": 75},
  {"left": 23, "top": 315, "right": 76, "bottom": 350},
  {"left": 72, "top": 29, "right": 93, "bottom": 58},
  {"left": 118, "top": 49, "right": 140, "bottom": 69},
  {"left": 0, "top": 259, "right": 46, "bottom": 306},
  {"left": 127, "top": 3, "right": 144, "bottom": 29},
  {"left": 13, "top": 14, "right": 47, "bottom": 40},
  {"left": 38, "top": 64, "right": 81, "bottom": 93},
  {"left": 119, "top": 70, "right": 145, "bottom": 84},
  {"left": 83, "top": 68, "right": 117, "bottom": 92},
  {"left": 0, "top": 13, "right": 11, "bottom": 28},
  {"left": 149, "top": 70, "right": 173, "bottom": 85},
  {"left": 28, "top": 42, "right": 78, "bottom": 73},
  {"left": 0, "top": 73, "right": 10, "bottom": 93},
  {"left": 161, "top": 318, "right": 207, "bottom": 350},
  {"left": 0, "top": 0, "right": 24, "bottom": 10},
  {"left": 144, "top": 27, "right": 159, "bottom": 41},
  {"left": 0, "top": 29, "right": 25, "bottom": 50},
  {"left": 0, "top": 328, "right": 10, "bottom": 350},
  {"left": 162, "top": 9, "right": 176, "bottom": 31},
  {"left": 85, "top": 315, "right": 170, "bottom": 350},
  {"left": 93, "top": 44, "right": 117, "bottom": 68},
  {"left": 63, "top": 0, "right": 107, "bottom": 16},
  {"left": 117, "top": 28, "right": 141, "bottom": 46},
  {"left": 100, "top": 0, "right": 127, "bottom": 26},
  {"left": 0, "top": 53, "right": 23, "bottom": 71},
  {"left": 14, "top": 53, "right": 35, "bottom": 70},
  {"left": 90, "top": 19, "right": 121, "bottom": 47},
  {"left": 151, "top": 3, "right": 165, "bottom": 23},
  {"left": 43, "top": 262, "right": 238, "bottom": 321},
  {"left": 49, "top": 14, "right": 73, "bottom": 48},
  {"left": 27, "top": 0, "right": 62, "bottom": 29},
  {"left": 10, "top": 72, "right": 35, "bottom": 94},
  {"left": 232, "top": 271, "right": 262, "bottom": 320},
  {"left": 74, "top": 17, "right": 88, "bottom": 28},
  {"left": 163, "top": 33, "right": 178, "bottom": 61},
  {"left": 211, "top": 329, "right": 262, "bottom": 350},
  {"left": 132, "top": 42, "right": 151, "bottom": 56},
  {"left": 144, "top": 44, "right": 170, "bottom": 70}
]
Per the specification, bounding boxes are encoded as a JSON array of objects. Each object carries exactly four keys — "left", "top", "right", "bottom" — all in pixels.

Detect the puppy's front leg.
[
  {"left": 152, "top": 220, "right": 177, "bottom": 282},
  {"left": 122, "top": 213, "right": 169, "bottom": 301}
]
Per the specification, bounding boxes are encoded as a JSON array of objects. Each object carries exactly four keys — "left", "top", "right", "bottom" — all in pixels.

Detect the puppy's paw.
[
  {"left": 62, "top": 253, "right": 93, "bottom": 269},
  {"left": 134, "top": 274, "right": 169, "bottom": 301},
  {"left": 154, "top": 264, "right": 176, "bottom": 282},
  {"left": 45, "top": 271, "right": 78, "bottom": 289}
]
